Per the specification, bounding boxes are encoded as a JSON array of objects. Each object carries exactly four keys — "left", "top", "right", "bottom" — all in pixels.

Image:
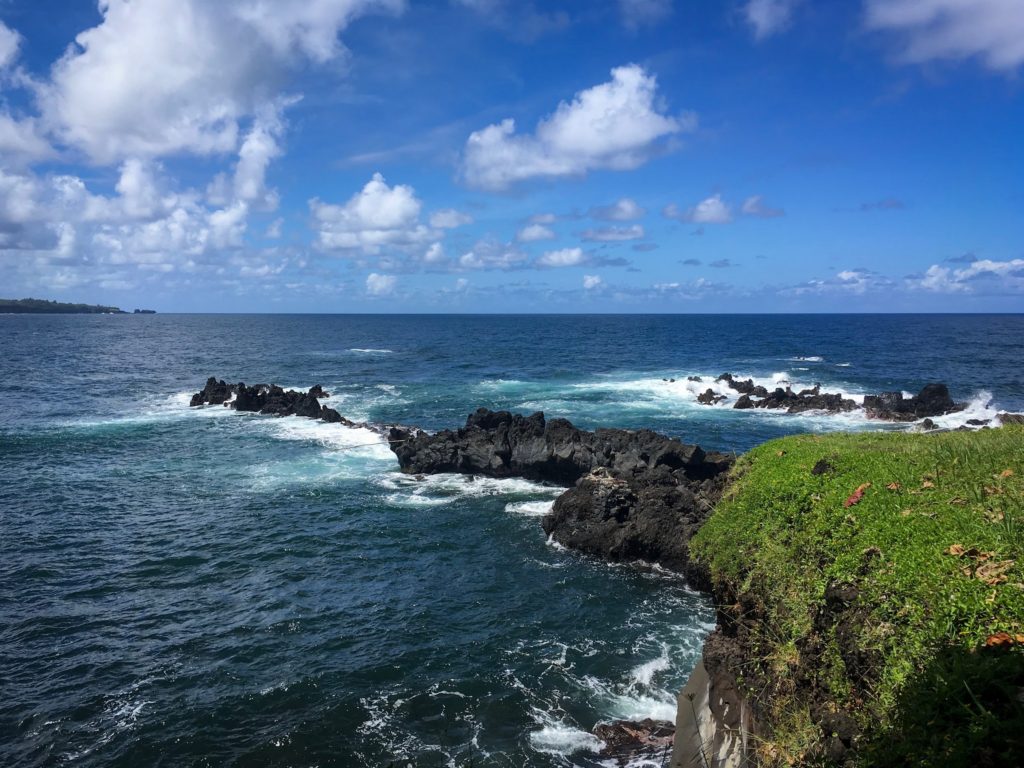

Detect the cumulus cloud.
[
  {"left": 744, "top": 0, "right": 800, "bottom": 40},
  {"left": 583, "top": 274, "right": 603, "bottom": 290},
  {"left": 37, "top": 0, "right": 402, "bottom": 163},
  {"left": 590, "top": 197, "right": 645, "bottom": 221},
  {"left": 458, "top": 238, "right": 528, "bottom": 270},
  {"left": 366, "top": 272, "right": 397, "bottom": 296},
  {"left": 537, "top": 247, "right": 585, "bottom": 268},
  {"left": 516, "top": 223, "right": 556, "bottom": 242},
  {"left": 528, "top": 212, "right": 557, "bottom": 224},
  {"left": 914, "top": 258, "right": 1024, "bottom": 293},
  {"left": 311, "top": 173, "right": 434, "bottom": 254},
  {"left": 865, "top": 0, "right": 1024, "bottom": 71},
  {"left": 429, "top": 208, "right": 473, "bottom": 228},
  {"left": 462, "top": 64, "right": 691, "bottom": 190},
  {"left": 664, "top": 193, "right": 732, "bottom": 224},
  {"left": 0, "top": 20, "right": 21, "bottom": 70},
  {"left": 741, "top": 195, "right": 784, "bottom": 218},
  {"left": 581, "top": 225, "right": 644, "bottom": 242}
]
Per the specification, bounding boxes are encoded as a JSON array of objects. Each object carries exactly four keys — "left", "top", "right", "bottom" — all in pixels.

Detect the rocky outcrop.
[
  {"left": 863, "top": 383, "right": 964, "bottom": 421},
  {"left": 997, "top": 412, "right": 1024, "bottom": 426},
  {"left": 734, "top": 385, "right": 858, "bottom": 414},
  {"left": 698, "top": 388, "right": 728, "bottom": 405},
  {"left": 389, "top": 409, "right": 733, "bottom": 582},
  {"left": 189, "top": 378, "right": 356, "bottom": 426}
]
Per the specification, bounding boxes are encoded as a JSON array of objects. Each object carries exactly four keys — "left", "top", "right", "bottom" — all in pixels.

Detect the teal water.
[{"left": 2, "top": 314, "right": 1022, "bottom": 766}]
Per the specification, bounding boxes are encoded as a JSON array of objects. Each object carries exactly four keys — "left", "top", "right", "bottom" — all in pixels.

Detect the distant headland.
[{"left": 0, "top": 298, "right": 155, "bottom": 314}]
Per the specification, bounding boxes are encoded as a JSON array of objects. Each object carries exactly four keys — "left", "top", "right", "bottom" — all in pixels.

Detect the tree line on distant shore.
[{"left": 0, "top": 298, "right": 155, "bottom": 314}]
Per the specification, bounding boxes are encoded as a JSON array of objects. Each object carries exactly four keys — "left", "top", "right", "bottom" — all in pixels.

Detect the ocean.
[{"left": 2, "top": 313, "right": 1021, "bottom": 767}]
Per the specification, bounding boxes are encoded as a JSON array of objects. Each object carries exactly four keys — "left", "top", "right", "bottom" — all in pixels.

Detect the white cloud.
[
  {"left": 915, "top": 258, "right": 1024, "bottom": 293},
  {"left": 583, "top": 274, "right": 603, "bottom": 289},
  {"left": 590, "top": 197, "right": 645, "bottom": 221},
  {"left": 458, "top": 238, "right": 528, "bottom": 270},
  {"left": 462, "top": 64, "right": 691, "bottom": 190},
  {"left": 741, "top": 194, "right": 784, "bottom": 218},
  {"left": 537, "top": 246, "right": 585, "bottom": 268},
  {"left": 37, "top": 0, "right": 401, "bottom": 163},
  {"left": 664, "top": 193, "right": 732, "bottom": 224},
  {"left": 311, "top": 173, "right": 434, "bottom": 254},
  {"left": 865, "top": 0, "right": 1024, "bottom": 71},
  {"left": 619, "top": 0, "right": 672, "bottom": 30},
  {"left": 529, "top": 212, "right": 557, "bottom": 224},
  {"left": 366, "top": 272, "right": 397, "bottom": 295},
  {"left": 429, "top": 208, "right": 473, "bottom": 228},
  {"left": 744, "top": 0, "right": 800, "bottom": 40},
  {"left": 581, "top": 225, "right": 644, "bottom": 241},
  {"left": 0, "top": 20, "right": 21, "bottom": 70},
  {"left": 516, "top": 223, "right": 556, "bottom": 242},
  {"left": 423, "top": 241, "right": 447, "bottom": 264},
  {"left": 265, "top": 217, "right": 283, "bottom": 238},
  {"left": 454, "top": 277, "right": 469, "bottom": 292},
  {"left": 233, "top": 103, "right": 288, "bottom": 208},
  {"left": 0, "top": 114, "right": 54, "bottom": 166}
]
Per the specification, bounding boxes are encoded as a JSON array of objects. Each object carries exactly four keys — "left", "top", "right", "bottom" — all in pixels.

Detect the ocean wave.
[
  {"left": 528, "top": 709, "right": 604, "bottom": 756},
  {"left": 347, "top": 348, "right": 394, "bottom": 354},
  {"left": 506, "top": 500, "right": 555, "bottom": 517},
  {"left": 379, "top": 472, "right": 562, "bottom": 508},
  {"left": 788, "top": 355, "right": 824, "bottom": 362}
]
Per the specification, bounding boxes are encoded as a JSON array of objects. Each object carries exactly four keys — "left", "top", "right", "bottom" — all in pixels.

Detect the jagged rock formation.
[
  {"left": 189, "top": 377, "right": 356, "bottom": 426},
  {"left": 862, "top": 383, "right": 964, "bottom": 421},
  {"left": 389, "top": 408, "right": 734, "bottom": 583}
]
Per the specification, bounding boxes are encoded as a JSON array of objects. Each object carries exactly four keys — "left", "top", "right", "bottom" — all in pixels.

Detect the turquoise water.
[{"left": 2, "top": 314, "right": 1021, "bottom": 766}]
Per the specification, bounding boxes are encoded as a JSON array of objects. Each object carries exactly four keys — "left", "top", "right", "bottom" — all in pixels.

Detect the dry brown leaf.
[
  {"left": 947, "top": 544, "right": 966, "bottom": 556},
  {"left": 999, "top": 469, "right": 1014, "bottom": 478},
  {"left": 984, "top": 486, "right": 1003, "bottom": 496},
  {"left": 921, "top": 480, "right": 935, "bottom": 489},
  {"left": 985, "top": 632, "right": 1016, "bottom": 648},
  {"left": 776, "top": 450, "right": 786, "bottom": 457},
  {"left": 976, "top": 560, "right": 1015, "bottom": 586},
  {"left": 844, "top": 483, "right": 871, "bottom": 508},
  {"left": 985, "top": 509, "right": 1006, "bottom": 523},
  {"left": 886, "top": 482, "right": 902, "bottom": 491},
  {"left": 948, "top": 496, "right": 968, "bottom": 505},
  {"left": 900, "top": 508, "right": 913, "bottom": 517}
]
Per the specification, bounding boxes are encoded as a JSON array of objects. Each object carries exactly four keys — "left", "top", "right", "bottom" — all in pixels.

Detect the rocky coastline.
[{"left": 189, "top": 377, "right": 1022, "bottom": 766}]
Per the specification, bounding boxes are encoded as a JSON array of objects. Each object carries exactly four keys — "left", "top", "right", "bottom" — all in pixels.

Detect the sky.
[{"left": 0, "top": 0, "right": 1022, "bottom": 313}]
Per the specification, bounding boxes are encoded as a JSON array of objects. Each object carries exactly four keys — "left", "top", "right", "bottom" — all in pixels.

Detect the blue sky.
[{"left": 0, "top": 0, "right": 1022, "bottom": 312}]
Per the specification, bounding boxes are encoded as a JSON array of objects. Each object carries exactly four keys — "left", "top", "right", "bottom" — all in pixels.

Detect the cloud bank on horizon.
[{"left": 0, "top": 0, "right": 1021, "bottom": 312}]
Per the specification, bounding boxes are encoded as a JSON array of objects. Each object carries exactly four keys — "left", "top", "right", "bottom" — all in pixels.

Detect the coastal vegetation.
[
  {"left": 692, "top": 427, "right": 1024, "bottom": 766},
  {"left": 0, "top": 297, "right": 125, "bottom": 314}
]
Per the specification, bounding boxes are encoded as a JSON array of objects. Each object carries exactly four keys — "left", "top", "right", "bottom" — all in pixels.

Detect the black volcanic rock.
[
  {"left": 190, "top": 379, "right": 347, "bottom": 425},
  {"left": 730, "top": 385, "right": 858, "bottom": 414},
  {"left": 594, "top": 718, "right": 674, "bottom": 766},
  {"left": 389, "top": 408, "right": 733, "bottom": 578},
  {"left": 697, "top": 388, "right": 727, "bottom": 405},
  {"left": 389, "top": 408, "right": 716, "bottom": 485},
  {"left": 863, "top": 383, "right": 964, "bottom": 421},
  {"left": 190, "top": 377, "right": 234, "bottom": 407}
]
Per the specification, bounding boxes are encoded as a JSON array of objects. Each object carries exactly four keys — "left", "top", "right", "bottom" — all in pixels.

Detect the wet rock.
[
  {"left": 864, "top": 383, "right": 964, "bottom": 421},
  {"left": 686, "top": 375, "right": 702, "bottom": 382},
  {"left": 190, "top": 377, "right": 234, "bottom": 406},
  {"left": 190, "top": 378, "right": 361, "bottom": 428},
  {"left": 594, "top": 718, "right": 675, "bottom": 766},
  {"left": 697, "top": 388, "right": 727, "bottom": 405},
  {"left": 998, "top": 412, "right": 1024, "bottom": 426}
]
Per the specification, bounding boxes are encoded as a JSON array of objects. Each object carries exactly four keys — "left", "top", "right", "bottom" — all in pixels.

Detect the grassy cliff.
[{"left": 691, "top": 426, "right": 1024, "bottom": 766}]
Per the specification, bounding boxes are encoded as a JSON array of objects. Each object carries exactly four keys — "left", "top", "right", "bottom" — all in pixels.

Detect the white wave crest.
[
  {"left": 506, "top": 500, "right": 555, "bottom": 517},
  {"left": 348, "top": 348, "right": 394, "bottom": 354}
]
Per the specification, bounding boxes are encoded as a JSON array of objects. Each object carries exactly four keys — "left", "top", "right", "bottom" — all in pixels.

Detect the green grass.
[{"left": 691, "top": 426, "right": 1024, "bottom": 766}]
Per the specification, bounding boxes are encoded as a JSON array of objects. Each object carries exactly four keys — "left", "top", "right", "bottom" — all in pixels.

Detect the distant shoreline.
[{"left": 0, "top": 298, "right": 155, "bottom": 314}]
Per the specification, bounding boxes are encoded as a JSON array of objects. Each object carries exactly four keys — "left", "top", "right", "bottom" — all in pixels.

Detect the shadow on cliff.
[{"left": 863, "top": 644, "right": 1024, "bottom": 767}]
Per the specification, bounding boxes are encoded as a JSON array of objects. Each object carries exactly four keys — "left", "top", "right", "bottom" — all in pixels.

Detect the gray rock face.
[{"left": 389, "top": 409, "right": 733, "bottom": 580}]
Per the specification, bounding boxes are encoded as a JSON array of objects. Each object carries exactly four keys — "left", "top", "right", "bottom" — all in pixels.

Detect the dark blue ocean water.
[{"left": 2, "top": 314, "right": 1022, "bottom": 767}]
